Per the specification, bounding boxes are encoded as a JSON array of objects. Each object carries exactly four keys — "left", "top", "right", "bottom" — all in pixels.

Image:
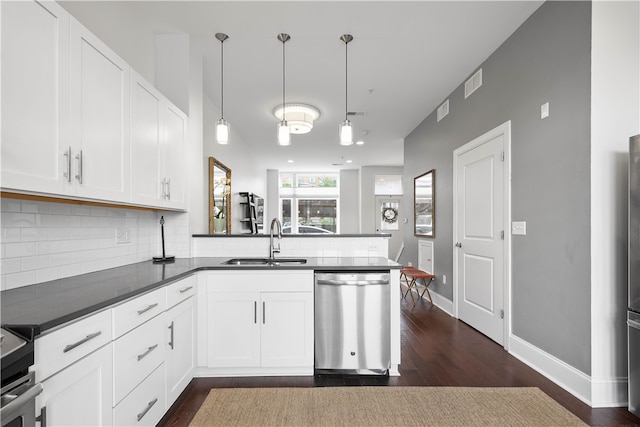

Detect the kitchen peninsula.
[{"left": 1, "top": 241, "right": 401, "bottom": 426}]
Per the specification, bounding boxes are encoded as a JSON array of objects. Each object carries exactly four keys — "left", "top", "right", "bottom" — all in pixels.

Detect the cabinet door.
[
  {"left": 130, "top": 72, "right": 163, "bottom": 206},
  {"left": 1, "top": 0, "right": 70, "bottom": 194},
  {"left": 207, "top": 292, "right": 260, "bottom": 368},
  {"left": 69, "top": 17, "right": 130, "bottom": 202},
  {"left": 161, "top": 103, "right": 187, "bottom": 210},
  {"left": 261, "top": 292, "right": 314, "bottom": 368},
  {"left": 166, "top": 297, "right": 194, "bottom": 406},
  {"left": 36, "top": 344, "right": 113, "bottom": 427}
]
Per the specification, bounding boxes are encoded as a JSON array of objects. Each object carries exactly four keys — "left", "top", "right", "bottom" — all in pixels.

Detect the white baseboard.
[
  {"left": 429, "top": 289, "right": 454, "bottom": 316},
  {"left": 509, "top": 334, "right": 628, "bottom": 407}
]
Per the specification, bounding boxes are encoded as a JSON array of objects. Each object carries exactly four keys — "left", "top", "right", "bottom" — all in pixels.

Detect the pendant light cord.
[
  {"left": 282, "top": 37, "right": 286, "bottom": 122},
  {"left": 220, "top": 39, "right": 224, "bottom": 119},
  {"left": 344, "top": 39, "right": 348, "bottom": 121}
]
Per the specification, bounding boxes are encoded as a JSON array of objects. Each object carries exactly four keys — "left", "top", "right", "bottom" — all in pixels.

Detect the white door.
[
  {"left": 36, "top": 344, "right": 113, "bottom": 427},
  {"left": 1, "top": 1, "right": 70, "bottom": 195},
  {"left": 166, "top": 297, "right": 195, "bottom": 406},
  {"left": 261, "top": 292, "right": 314, "bottom": 368},
  {"left": 453, "top": 122, "right": 510, "bottom": 346},
  {"left": 207, "top": 292, "right": 260, "bottom": 368},
  {"left": 69, "top": 18, "right": 130, "bottom": 202},
  {"left": 162, "top": 103, "right": 187, "bottom": 209}
]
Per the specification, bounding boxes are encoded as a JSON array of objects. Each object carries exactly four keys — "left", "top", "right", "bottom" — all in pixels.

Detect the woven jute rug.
[{"left": 189, "top": 386, "right": 587, "bottom": 426}]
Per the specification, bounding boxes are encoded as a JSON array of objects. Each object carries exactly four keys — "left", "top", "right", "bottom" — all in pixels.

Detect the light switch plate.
[
  {"left": 541, "top": 102, "right": 549, "bottom": 119},
  {"left": 512, "top": 221, "right": 527, "bottom": 236}
]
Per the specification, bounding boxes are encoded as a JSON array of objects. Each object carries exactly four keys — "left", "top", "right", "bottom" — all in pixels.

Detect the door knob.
[{"left": 455, "top": 242, "right": 462, "bottom": 248}]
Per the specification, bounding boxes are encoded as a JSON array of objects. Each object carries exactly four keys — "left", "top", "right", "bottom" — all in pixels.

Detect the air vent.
[
  {"left": 347, "top": 112, "right": 367, "bottom": 117},
  {"left": 464, "top": 68, "right": 482, "bottom": 99},
  {"left": 437, "top": 99, "right": 449, "bottom": 122}
]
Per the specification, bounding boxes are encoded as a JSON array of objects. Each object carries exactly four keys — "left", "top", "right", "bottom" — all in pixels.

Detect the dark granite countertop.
[{"left": 1, "top": 257, "right": 400, "bottom": 336}]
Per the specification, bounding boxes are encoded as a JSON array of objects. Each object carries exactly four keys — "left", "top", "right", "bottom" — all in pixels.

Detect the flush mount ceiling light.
[
  {"left": 339, "top": 34, "right": 354, "bottom": 146},
  {"left": 273, "top": 104, "right": 321, "bottom": 134},
  {"left": 215, "top": 33, "right": 230, "bottom": 145},
  {"left": 276, "top": 33, "right": 291, "bottom": 146}
]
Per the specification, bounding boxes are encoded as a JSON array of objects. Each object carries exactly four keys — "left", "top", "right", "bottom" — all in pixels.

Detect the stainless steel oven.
[{"left": 0, "top": 328, "right": 42, "bottom": 427}]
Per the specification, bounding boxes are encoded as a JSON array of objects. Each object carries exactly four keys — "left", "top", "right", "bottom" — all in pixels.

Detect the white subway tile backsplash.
[{"left": 0, "top": 199, "right": 190, "bottom": 289}]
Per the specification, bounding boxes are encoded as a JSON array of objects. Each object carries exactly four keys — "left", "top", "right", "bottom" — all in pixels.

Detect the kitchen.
[{"left": 1, "top": 0, "right": 640, "bottom": 426}]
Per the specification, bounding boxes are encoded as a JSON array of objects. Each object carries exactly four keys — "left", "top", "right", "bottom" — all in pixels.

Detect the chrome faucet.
[{"left": 269, "top": 218, "right": 282, "bottom": 259}]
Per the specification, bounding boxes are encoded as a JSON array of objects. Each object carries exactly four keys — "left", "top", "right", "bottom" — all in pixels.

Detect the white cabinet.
[
  {"left": 34, "top": 311, "right": 113, "bottom": 427},
  {"left": 1, "top": 0, "right": 70, "bottom": 195},
  {"left": 203, "top": 271, "right": 314, "bottom": 375},
  {"left": 36, "top": 344, "right": 113, "bottom": 427},
  {"left": 166, "top": 297, "right": 195, "bottom": 406},
  {"left": 68, "top": 17, "right": 130, "bottom": 203},
  {"left": 113, "top": 363, "right": 165, "bottom": 427},
  {"left": 130, "top": 72, "right": 186, "bottom": 210}
]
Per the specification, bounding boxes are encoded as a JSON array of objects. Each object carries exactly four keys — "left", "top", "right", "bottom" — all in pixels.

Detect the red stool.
[{"left": 400, "top": 267, "right": 435, "bottom": 305}]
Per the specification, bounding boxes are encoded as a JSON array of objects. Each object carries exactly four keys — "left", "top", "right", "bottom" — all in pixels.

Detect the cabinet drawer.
[
  {"left": 113, "top": 363, "right": 166, "bottom": 427},
  {"left": 113, "top": 313, "right": 165, "bottom": 405},
  {"left": 166, "top": 275, "right": 196, "bottom": 309},
  {"left": 112, "top": 287, "right": 166, "bottom": 339},
  {"left": 34, "top": 309, "right": 112, "bottom": 381}
]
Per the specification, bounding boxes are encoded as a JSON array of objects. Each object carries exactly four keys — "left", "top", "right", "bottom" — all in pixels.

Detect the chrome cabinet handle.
[
  {"left": 179, "top": 286, "right": 193, "bottom": 294},
  {"left": 263, "top": 301, "right": 266, "bottom": 324},
  {"left": 136, "top": 398, "right": 158, "bottom": 422},
  {"left": 137, "top": 303, "right": 159, "bottom": 315},
  {"left": 166, "top": 178, "right": 171, "bottom": 200},
  {"left": 137, "top": 344, "right": 159, "bottom": 361},
  {"left": 254, "top": 301, "right": 257, "bottom": 324},
  {"left": 36, "top": 405, "right": 47, "bottom": 427},
  {"left": 63, "top": 331, "right": 101, "bottom": 353},
  {"left": 74, "top": 150, "right": 83, "bottom": 184},
  {"left": 63, "top": 147, "right": 72, "bottom": 182},
  {"left": 168, "top": 321, "right": 174, "bottom": 350}
]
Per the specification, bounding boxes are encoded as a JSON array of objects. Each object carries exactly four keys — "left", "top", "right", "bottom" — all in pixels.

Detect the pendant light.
[
  {"left": 277, "top": 33, "right": 291, "bottom": 146},
  {"left": 215, "top": 33, "right": 230, "bottom": 145},
  {"left": 339, "top": 34, "right": 354, "bottom": 146}
]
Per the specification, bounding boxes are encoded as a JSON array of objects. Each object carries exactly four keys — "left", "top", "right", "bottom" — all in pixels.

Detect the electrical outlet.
[
  {"left": 116, "top": 228, "right": 131, "bottom": 244},
  {"left": 442, "top": 274, "right": 446, "bottom": 284}
]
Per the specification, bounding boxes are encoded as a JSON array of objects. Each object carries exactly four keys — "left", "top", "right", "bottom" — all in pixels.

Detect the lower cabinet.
[
  {"left": 165, "top": 296, "right": 195, "bottom": 406},
  {"left": 204, "top": 271, "right": 314, "bottom": 374},
  {"left": 36, "top": 344, "right": 113, "bottom": 427},
  {"left": 113, "top": 363, "right": 166, "bottom": 427}
]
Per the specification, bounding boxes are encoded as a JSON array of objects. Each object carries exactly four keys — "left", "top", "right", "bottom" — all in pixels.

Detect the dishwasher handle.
[{"left": 316, "top": 273, "right": 390, "bottom": 286}]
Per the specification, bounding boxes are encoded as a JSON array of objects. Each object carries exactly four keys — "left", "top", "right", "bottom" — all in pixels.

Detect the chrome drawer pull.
[
  {"left": 63, "top": 331, "right": 101, "bottom": 353},
  {"left": 137, "top": 303, "right": 159, "bottom": 315},
  {"left": 179, "top": 286, "right": 193, "bottom": 294},
  {"left": 137, "top": 344, "right": 159, "bottom": 361},
  {"left": 136, "top": 398, "right": 158, "bottom": 422},
  {"left": 168, "top": 321, "right": 174, "bottom": 350}
]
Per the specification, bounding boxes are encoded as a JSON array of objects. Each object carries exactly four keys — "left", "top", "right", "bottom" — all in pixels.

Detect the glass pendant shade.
[
  {"left": 216, "top": 118, "right": 229, "bottom": 145},
  {"left": 339, "top": 119, "right": 353, "bottom": 146},
  {"left": 277, "top": 120, "right": 291, "bottom": 146}
]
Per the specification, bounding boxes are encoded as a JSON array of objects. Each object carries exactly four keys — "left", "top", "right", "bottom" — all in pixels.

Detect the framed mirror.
[
  {"left": 209, "top": 157, "right": 231, "bottom": 234},
  {"left": 414, "top": 169, "right": 435, "bottom": 237}
]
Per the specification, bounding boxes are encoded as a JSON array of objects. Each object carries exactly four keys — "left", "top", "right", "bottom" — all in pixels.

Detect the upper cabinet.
[
  {"left": 69, "top": 18, "right": 131, "bottom": 203},
  {"left": 1, "top": 1, "right": 70, "bottom": 195},
  {"left": 130, "top": 72, "right": 186, "bottom": 210},
  {"left": 1, "top": 1, "right": 187, "bottom": 211}
]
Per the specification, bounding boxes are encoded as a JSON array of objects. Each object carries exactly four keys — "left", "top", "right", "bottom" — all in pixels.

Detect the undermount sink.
[{"left": 222, "top": 257, "right": 307, "bottom": 266}]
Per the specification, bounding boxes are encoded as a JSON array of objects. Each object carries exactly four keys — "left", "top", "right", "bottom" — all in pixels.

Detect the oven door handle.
[{"left": 0, "top": 382, "right": 43, "bottom": 423}]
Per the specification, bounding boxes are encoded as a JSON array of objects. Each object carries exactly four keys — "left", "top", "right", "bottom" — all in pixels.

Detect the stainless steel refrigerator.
[{"left": 629, "top": 134, "right": 640, "bottom": 416}]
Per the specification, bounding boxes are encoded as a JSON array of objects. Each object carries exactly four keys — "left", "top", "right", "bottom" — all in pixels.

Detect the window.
[{"left": 280, "top": 173, "right": 339, "bottom": 234}]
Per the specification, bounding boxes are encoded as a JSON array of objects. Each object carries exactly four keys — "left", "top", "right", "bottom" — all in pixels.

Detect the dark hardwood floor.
[{"left": 158, "top": 296, "right": 640, "bottom": 426}]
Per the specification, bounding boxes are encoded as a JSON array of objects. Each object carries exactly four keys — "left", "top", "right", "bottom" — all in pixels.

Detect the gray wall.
[{"left": 403, "top": 1, "right": 592, "bottom": 374}]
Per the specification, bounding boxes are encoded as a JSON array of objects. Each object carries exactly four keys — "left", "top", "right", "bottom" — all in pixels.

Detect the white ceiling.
[{"left": 60, "top": 1, "right": 543, "bottom": 172}]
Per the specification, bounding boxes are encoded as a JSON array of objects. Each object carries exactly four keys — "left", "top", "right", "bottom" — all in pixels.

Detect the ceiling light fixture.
[
  {"left": 277, "top": 33, "right": 291, "bottom": 146},
  {"left": 273, "top": 104, "right": 320, "bottom": 134},
  {"left": 215, "top": 33, "right": 230, "bottom": 145},
  {"left": 339, "top": 34, "right": 354, "bottom": 146}
]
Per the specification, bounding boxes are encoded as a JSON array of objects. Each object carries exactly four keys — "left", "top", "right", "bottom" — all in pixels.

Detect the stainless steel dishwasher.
[{"left": 314, "top": 271, "right": 390, "bottom": 375}]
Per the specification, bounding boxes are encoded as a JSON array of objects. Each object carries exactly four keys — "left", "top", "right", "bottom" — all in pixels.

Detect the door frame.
[{"left": 452, "top": 120, "right": 512, "bottom": 350}]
